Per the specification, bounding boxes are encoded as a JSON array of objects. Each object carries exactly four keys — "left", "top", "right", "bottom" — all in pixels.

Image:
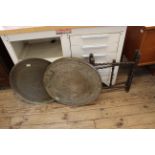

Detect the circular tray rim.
[
  {"left": 43, "top": 57, "right": 102, "bottom": 106},
  {"left": 10, "top": 58, "right": 54, "bottom": 104}
]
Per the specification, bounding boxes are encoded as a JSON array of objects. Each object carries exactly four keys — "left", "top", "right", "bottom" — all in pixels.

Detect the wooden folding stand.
[{"left": 89, "top": 50, "right": 141, "bottom": 92}]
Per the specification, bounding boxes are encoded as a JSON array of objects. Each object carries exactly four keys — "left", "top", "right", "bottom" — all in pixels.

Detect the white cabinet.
[
  {"left": 1, "top": 27, "right": 126, "bottom": 86},
  {"left": 69, "top": 27, "right": 127, "bottom": 86}
]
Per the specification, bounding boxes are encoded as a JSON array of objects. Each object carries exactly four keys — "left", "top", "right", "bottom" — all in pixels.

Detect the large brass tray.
[{"left": 43, "top": 58, "right": 102, "bottom": 106}]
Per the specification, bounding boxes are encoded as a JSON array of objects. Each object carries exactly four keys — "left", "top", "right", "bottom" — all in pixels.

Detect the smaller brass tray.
[
  {"left": 43, "top": 57, "right": 102, "bottom": 106},
  {"left": 10, "top": 58, "right": 53, "bottom": 104}
]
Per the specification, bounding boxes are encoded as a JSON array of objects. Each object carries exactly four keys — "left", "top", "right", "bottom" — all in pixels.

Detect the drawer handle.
[
  {"left": 81, "top": 34, "right": 109, "bottom": 39},
  {"left": 82, "top": 54, "right": 107, "bottom": 57},
  {"left": 82, "top": 44, "right": 108, "bottom": 49}
]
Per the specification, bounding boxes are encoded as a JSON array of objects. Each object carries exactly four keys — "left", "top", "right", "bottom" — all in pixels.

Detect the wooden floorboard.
[{"left": 0, "top": 67, "right": 155, "bottom": 128}]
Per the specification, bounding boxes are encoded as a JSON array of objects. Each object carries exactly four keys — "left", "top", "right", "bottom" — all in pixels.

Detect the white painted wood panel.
[
  {"left": 70, "top": 33, "right": 120, "bottom": 46},
  {"left": 71, "top": 44, "right": 118, "bottom": 57},
  {"left": 6, "top": 31, "right": 58, "bottom": 42},
  {"left": 60, "top": 34, "right": 71, "bottom": 57},
  {"left": 71, "top": 27, "right": 126, "bottom": 35},
  {"left": 112, "top": 28, "right": 127, "bottom": 84},
  {"left": 1, "top": 35, "right": 19, "bottom": 63}
]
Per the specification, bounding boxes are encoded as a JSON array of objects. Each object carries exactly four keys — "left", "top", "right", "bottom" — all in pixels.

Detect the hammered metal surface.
[
  {"left": 10, "top": 58, "right": 53, "bottom": 104},
  {"left": 43, "top": 57, "right": 102, "bottom": 106}
]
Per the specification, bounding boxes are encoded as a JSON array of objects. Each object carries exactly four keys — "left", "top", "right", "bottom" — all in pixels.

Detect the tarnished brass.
[
  {"left": 43, "top": 58, "right": 102, "bottom": 106},
  {"left": 10, "top": 58, "right": 53, "bottom": 104}
]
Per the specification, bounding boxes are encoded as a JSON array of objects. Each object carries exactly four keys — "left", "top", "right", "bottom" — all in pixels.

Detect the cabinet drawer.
[
  {"left": 83, "top": 53, "right": 116, "bottom": 63},
  {"left": 71, "top": 43, "right": 118, "bottom": 57},
  {"left": 70, "top": 33, "right": 120, "bottom": 46}
]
